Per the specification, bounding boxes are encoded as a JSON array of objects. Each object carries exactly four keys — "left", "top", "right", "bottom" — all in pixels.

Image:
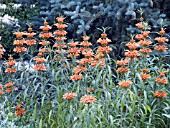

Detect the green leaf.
[
  {"left": 146, "top": 105, "right": 152, "bottom": 114},
  {"left": 162, "top": 114, "right": 170, "bottom": 118},
  {"left": 33, "top": 103, "right": 37, "bottom": 120},
  {"left": 39, "top": 118, "right": 43, "bottom": 128}
]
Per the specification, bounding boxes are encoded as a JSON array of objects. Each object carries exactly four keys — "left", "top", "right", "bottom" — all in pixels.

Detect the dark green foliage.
[{"left": 0, "top": 0, "right": 170, "bottom": 59}]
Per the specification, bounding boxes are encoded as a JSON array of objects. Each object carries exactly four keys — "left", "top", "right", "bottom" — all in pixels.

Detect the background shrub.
[{"left": 0, "top": 0, "right": 170, "bottom": 60}]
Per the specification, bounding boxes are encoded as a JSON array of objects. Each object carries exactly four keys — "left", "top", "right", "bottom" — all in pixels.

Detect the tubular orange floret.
[
  {"left": 155, "top": 77, "right": 168, "bottom": 84},
  {"left": 142, "top": 31, "right": 150, "bottom": 37},
  {"left": 70, "top": 74, "right": 83, "bottom": 81},
  {"left": 118, "top": 80, "right": 133, "bottom": 88},
  {"left": 140, "top": 73, "right": 151, "bottom": 80},
  {"left": 57, "top": 16, "right": 65, "bottom": 23},
  {"left": 117, "top": 58, "right": 128, "bottom": 66},
  {"left": 15, "top": 104, "right": 26, "bottom": 116},
  {"left": 154, "top": 91, "right": 167, "bottom": 98},
  {"left": 117, "top": 67, "right": 129, "bottom": 73},
  {"left": 136, "top": 22, "right": 144, "bottom": 29},
  {"left": 142, "top": 68, "right": 148, "bottom": 73},
  {"left": 25, "top": 32, "right": 36, "bottom": 38},
  {"left": 80, "top": 95, "right": 96, "bottom": 104},
  {"left": 14, "top": 32, "right": 24, "bottom": 38},
  {"left": 154, "top": 45, "right": 168, "bottom": 52},
  {"left": 125, "top": 42, "right": 139, "bottom": 50},
  {"left": 159, "top": 28, "right": 166, "bottom": 35},
  {"left": 87, "top": 88, "right": 94, "bottom": 92},
  {"left": 155, "top": 37, "right": 168, "bottom": 44},
  {"left": 63, "top": 92, "right": 77, "bottom": 100},
  {"left": 158, "top": 71, "right": 167, "bottom": 77}
]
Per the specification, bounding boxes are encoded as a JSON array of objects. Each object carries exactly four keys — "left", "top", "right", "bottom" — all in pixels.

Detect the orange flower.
[
  {"left": 44, "top": 21, "right": 48, "bottom": 26},
  {"left": 126, "top": 42, "right": 139, "bottom": 50},
  {"left": 136, "top": 22, "right": 144, "bottom": 29},
  {"left": 40, "top": 25, "right": 52, "bottom": 31},
  {"left": 97, "top": 38, "right": 111, "bottom": 46},
  {"left": 54, "top": 23, "right": 68, "bottom": 29},
  {"left": 92, "top": 59, "right": 102, "bottom": 66},
  {"left": 39, "top": 47, "right": 51, "bottom": 53},
  {"left": 73, "top": 66, "right": 87, "bottom": 74},
  {"left": 67, "top": 47, "right": 80, "bottom": 53},
  {"left": 4, "top": 82, "right": 13, "bottom": 93},
  {"left": 82, "top": 50, "right": 94, "bottom": 58},
  {"left": 37, "top": 52, "right": 43, "bottom": 57},
  {"left": 68, "top": 41, "right": 79, "bottom": 47},
  {"left": 0, "top": 49, "right": 4, "bottom": 58},
  {"left": 140, "top": 74, "right": 151, "bottom": 80},
  {"left": 77, "top": 58, "right": 89, "bottom": 65},
  {"left": 25, "top": 39, "right": 36, "bottom": 46},
  {"left": 4, "top": 82, "right": 13, "bottom": 88},
  {"left": 63, "top": 92, "right": 77, "bottom": 100},
  {"left": 55, "top": 57, "right": 62, "bottom": 61},
  {"left": 80, "top": 41, "right": 92, "bottom": 47},
  {"left": 13, "top": 39, "right": 25, "bottom": 46},
  {"left": 6, "top": 88, "right": 13, "bottom": 93},
  {"left": 155, "top": 77, "right": 168, "bottom": 84},
  {"left": 28, "top": 27, "right": 32, "bottom": 32},
  {"left": 82, "top": 36, "right": 90, "bottom": 41},
  {"left": 101, "top": 33, "right": 107, "bottom": 37},
  {"left": 80, "top": 95, "right": 96, "bottom": 104},
  {"left": 25, "top": 32, "right": 36, "bottom": 38},
  {"left": 54, "top": 30, "right": 67, "bottom": 36},
  {"left": 139, "top": 48, "right": 152, "bottom": 54},
  {"left": 79, "top": 48, "right": 91, "bottom": 53},
  {"left": 57, "top": 16, "right": 65, "bottom": 23},
  {"left": 154, "top": 45, "right": 168, "bottom": 52},
  {"left": 142, "top": 68, "right": 148, "bottom": 73},
  {"left": 142, "top": 31, "right": 150, "bottom": 37},
  {"left": 5, "top": 68, "right": 17, "bottom": 74},
  {"left": 139, "top": 40, "right": 152, "bottom": 47},
  {"left": 118, "top": 80, "right": 133, "bottom": 88},
  {"left": 15, "top": 104, "right": 25, "bottom": 116},
  {"left": 13, "top": 46, "right": 27, "bottom": 53},
  {"left": 158, "top": 71, "right": 167, "bottom": 77},
  {"left": 39, "top": 32, "right": 53, "bottom": 39},
  {"left": 117, "top": 67, "right": 129, "bottom": 73},
  {"left": 87, "top": 88, "right": 94, "bottom": 92},
  {"left": 33, "top": 57, "right": 46, "bottom": 63},
  {"left": 15, "top": 104, "right": 21, "bottom": 111},
  {"left": 125, "top": 50, "right": 140, "bottom": 58},
  {"left": 135, "top": 34, "right": 144, "bottom": 40},
  {"left": 97, "top": 46, "right": 112, "bottom": 54},
  {"left": 55, "top": 37, "right": 67, "bottom": 41},
  {"left": 67, "top": 47, "right": 80, "bottom": 57},
  {"left": 16, "top": 108, "right": 25, "bottom": 116},
  {"left": 0, "top": 89, "right": 4, "bottom": 95},
  {"left": 0, "top": 84, "right": 2, "bottom": 90},
  {"left": 99, "top": 59, "right": 105, "bottom": 67},
  {"left": 94, "top": 53, "right": 104, "bottom": 60},
  {"left": 159, "top": 28, "right": 166, "bottom": 35},
  {"left": 154, "top": 91, "right": 167, "bottom": 98},
  {"left": 39, "top": 40, "right": 51, "bottom": 46},
  {"left": 155, "top": 37, "right": 168, "bottom": 44},
  {"left": 14, "top": 32, "right": 24, "bottom": 38},
  {"left": 33, "top": 64, "right": 46, "bottom": 71},
  {"left": 0, "top": 84, "right": 4, "bottom": 95},
  {"left": 5, "top": 60, "right": 16, "bottom": 67},
  {"left": 117, "top": 58, "right": 128, "bottom": 66},
  {"left": 70, "top": 74, "right": 83, "bottom": 81}
]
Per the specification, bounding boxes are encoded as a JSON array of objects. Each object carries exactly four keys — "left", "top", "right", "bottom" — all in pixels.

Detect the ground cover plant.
[{"left": 0, "top": 8, "right": 170, "bottom": 128}]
